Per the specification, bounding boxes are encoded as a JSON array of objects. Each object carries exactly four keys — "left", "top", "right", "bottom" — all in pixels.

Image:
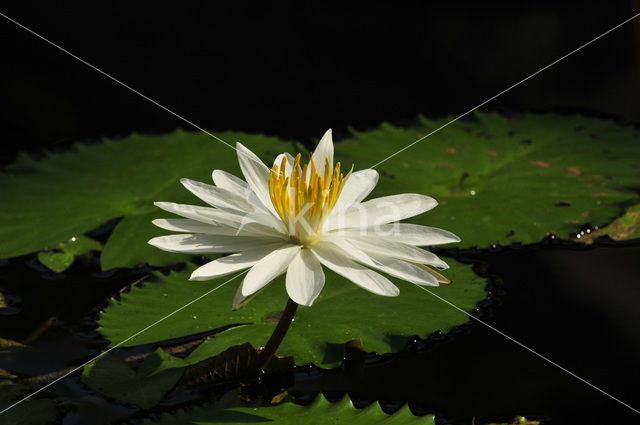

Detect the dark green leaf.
[
  {"left": 99, "top": 259, "right": 485, "bottom": 368},
  {"left": 81, "top": 349, "right": 187, "bottom": 409},
  {"left": 143, "top": 392, "right": 436, "bottom": 425}
]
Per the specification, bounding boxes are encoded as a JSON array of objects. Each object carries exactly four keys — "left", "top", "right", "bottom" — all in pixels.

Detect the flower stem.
[{"left": 256, "top": 297, "right": 298, "bottom": 372}]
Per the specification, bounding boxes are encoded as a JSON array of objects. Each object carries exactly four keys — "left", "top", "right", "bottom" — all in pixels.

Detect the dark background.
[{"left": 1, "top": 2, "right": 639, "bottom": 167}]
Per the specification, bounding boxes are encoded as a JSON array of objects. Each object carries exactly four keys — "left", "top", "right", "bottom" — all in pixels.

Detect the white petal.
[
  {"left": 317, "top": 234, "right": 375, "bottom": 265},
  {"left": 323, "top": 194, "right": 437, "bottom": 232},
  {"left": 148, "top": 234, "right": 279, "bottom": 254},
  {"left": 272, "top": 153, "right": 296, "bottom": 178},
  {"left": 333, "top": 169, "right": 379, "bottom": 209},
  {"left": 286, "top": 249, "right": 325, "bottom": 306},
  {"left": 152, "top": 218, "right": 283, "bottom": 239},
  {"left": 309, "top": 129, "right": 334, "bottom": 179},
  {"left": 211, "top": 169, "right": 251, "bottom": 197},
  {"left": 180, "top": 178, "right": 285, "bottom": 231},
  {"left": 330, "top": 223, "right": 460, "bottom": 246},
  {"left": 236, "top": 142, "right": 278, "bottom": 215},
  {"left": 211, "top": 169, "right": 275, "bottom": 218},
  {"left": 241, "top": 245, "right": 302, "bottom": 296},
  {"left": 154, "top": 201, "right": 219, "bottom": 223},
  {"left": 367, "top": 256, "right": 440, "bottom": 286},
  {"left": 154, "top": 202, "right": 282, "bottom": 236},
  {"left": 153, "top": 218, "right": 235, "bottom": 235},
  {"left": 345, "top": 235, "right": 449, "bottom": 270},
  {"left": 310, "top": 243, "right": 399, "bottom": 297},
  {"left": 316, "top": 237, "right": 439, "bottom": 286},
  {"left": 181, "top": 178, "right": 257, "bottom": 213},
  {"left": 189, "top": 243, "right": 285, "bottom": 281}
]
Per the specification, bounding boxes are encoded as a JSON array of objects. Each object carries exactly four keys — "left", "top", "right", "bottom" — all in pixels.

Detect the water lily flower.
[{"left": 149, "top": 129, "right": 460, "bottom": 307}]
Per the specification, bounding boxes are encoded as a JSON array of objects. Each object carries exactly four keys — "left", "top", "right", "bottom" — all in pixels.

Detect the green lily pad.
[
  {"left": 1, "top": 113, "right": 638, "bottom": 270},
  {"left": 98, "top": 258, "right": 485, "bottom": 368},
  {"left": 81, "top": 348, "right": 188, "bottom": 409},
  {"left": 37, "top": 235, "right": 102, "bottom": 273},
  {"left": 340, "top": 112, "right": 640, "bottom": 248},
  {"left": 0, "top": 131, "right": 295, "bottom": 270},
  {"left": 143, "top": 392, "right": 436, "bottom": 425}
]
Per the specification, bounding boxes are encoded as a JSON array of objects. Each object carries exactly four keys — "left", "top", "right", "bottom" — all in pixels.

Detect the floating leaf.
[
  {"left": 81, "top": 348, "right": 188, "bottom": 409},
  {"left": 145, "top": 392, "right": 542, "bottom": 425},
  {"left": 0, "top": 293, "right": 6, "bottom": 309},
  {"left": 143, "top": 392, "right": 436, "bottom": 425},
  {"left": 36, "top": 235, "right": 102, "bottom": 273},
  {"left": 577, "top": 203, "right": 640, "bottom": 244},
  {"left": 339, "top": 113, "right": 640, "bottom": 248},
  {"left": 1, "top": 114, "right": 639, "bottom": 271},
  {"left": 0, "top": 131, "right": 293, "bottom": 270},
  {"left": 99, "top": 259, "right": 484, "bottom": 368},
  {"left": 0, "top": 381, "right": 58, "bottom": 425}
]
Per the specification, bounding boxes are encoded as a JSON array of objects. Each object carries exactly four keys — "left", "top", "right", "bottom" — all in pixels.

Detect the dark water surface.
[
  {"left": 1, "top": 240, "right": 639, "bottom": 424},
  {"left": 293, "top": 242, "right": 640, "bottom": 424}
]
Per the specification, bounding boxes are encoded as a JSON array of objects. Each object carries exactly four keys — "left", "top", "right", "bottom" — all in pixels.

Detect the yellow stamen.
[{"left": 268, "top": 153, "right": 347, "bottom": 240}]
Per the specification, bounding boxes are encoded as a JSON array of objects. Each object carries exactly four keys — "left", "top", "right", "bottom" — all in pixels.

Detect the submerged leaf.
[
  {"left": 37, "top": 235, "right": 102, "bottom": 273},
  {"left": 0, "top": 337, "right": 26, "bottom": 351},
  {"left": 81, "top": 349, "right": 187, "bottom": 409},
  {"left": 0, "top": 381, "right": 58, "bottom": 425},
  {"left": 36, "top": 251, "right": 74, "bottom": 273},
  {"left": 0, "top": 368, "right": 17, "bottom": 380},
  {"left": 0, "top": 398, "right": 57, "bottom": 425}
]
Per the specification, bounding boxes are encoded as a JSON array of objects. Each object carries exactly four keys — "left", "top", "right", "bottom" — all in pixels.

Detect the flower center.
[{"left": 268, "top": 153, "right": 346, "bottom": 243}]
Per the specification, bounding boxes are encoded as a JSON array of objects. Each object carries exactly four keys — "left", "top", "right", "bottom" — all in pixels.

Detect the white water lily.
[{"left": 149, "top": 129, "right": 460, "bottom": 307}]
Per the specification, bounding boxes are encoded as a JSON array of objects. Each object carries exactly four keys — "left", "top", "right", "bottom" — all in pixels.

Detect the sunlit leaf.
[
  {"left": 1, "top": 114, "right": 638, "bottom": 271},
  {"left": 98, "top": 259, "right": 484, "bottom": 368},
  {"left": 0, "top": 131, "right": 294, "bottom": 270}
]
